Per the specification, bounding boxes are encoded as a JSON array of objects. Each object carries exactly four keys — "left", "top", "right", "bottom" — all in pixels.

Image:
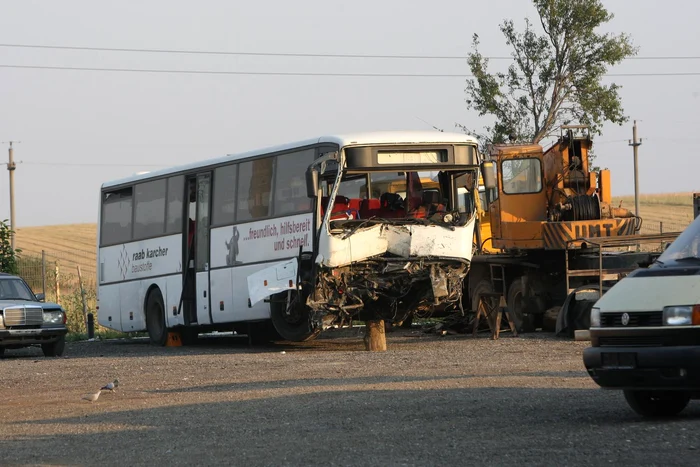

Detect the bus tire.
[
  {"left": 146, "top": 288, "right": 168, "bottom": 346},
  {"left": 507, "top": 278, "right": 536, "bottom": 333},
  {"left": 270, "top": 292, "right": 320, "bottom": 342}
]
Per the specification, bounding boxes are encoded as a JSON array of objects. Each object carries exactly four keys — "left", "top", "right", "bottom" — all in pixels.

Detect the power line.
[
  {"left": 1, "top": 43, "right": 699, "bottom": 61},
  {"left": 2, "top": 64, "right": 700, "bottom": 78},
  {"left": 22, "top": 161, "right": 169, "bottom": 167}
]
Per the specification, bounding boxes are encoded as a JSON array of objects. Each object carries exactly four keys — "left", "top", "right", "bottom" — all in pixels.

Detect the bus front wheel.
[
  {"left": 270, "top": 292, "right": 320, "bottom": 342},
  {"left": 146, "top": 288, "right": 168, "bottom": 346}
]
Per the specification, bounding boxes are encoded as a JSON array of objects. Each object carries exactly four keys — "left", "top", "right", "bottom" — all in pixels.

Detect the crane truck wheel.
[
  {"left": 507, "top": 279, "right": 537, "bottom": 334},
  {"left": 470, "top": 280, "right": 495, "bottom": 332}
]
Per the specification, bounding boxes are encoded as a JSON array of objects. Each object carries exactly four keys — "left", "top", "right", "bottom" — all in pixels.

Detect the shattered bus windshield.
[{"left": 322, "top": 169, "right": 477, "bottom": 227}]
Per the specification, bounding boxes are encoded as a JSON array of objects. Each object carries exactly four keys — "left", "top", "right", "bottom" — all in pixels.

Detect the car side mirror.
[
  {"left": 306, "top": 167, "right": 319, "bottom": 198},
  {"left": 481, "top": 161, "right": 496, "bottom": 190},
  {"left": 35, "top": 293, "right": 45, "bottom": 302}
]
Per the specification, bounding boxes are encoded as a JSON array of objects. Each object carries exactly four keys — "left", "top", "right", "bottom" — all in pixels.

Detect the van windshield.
[{"left": 656, "top": 215, "right": 700, "bottom": 266}]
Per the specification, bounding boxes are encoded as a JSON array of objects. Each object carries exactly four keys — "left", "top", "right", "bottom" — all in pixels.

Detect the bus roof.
[{"left": 101, "top": 130, "right": 479, "bottom": 189}]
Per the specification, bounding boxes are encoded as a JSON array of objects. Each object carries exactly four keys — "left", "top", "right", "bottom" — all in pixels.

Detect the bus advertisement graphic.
[{"left": 211, "top": 213, "right": 313, "bottom": 268}]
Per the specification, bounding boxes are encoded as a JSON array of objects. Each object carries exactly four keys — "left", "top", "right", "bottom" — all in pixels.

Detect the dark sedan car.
[{"left": 0, "top": 273, "right": 68, "bottom": 357}]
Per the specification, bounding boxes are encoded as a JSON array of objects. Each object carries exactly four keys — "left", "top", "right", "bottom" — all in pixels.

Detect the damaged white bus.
[{"left": 97, "top": 131, "right": 494, "bottom": 344}]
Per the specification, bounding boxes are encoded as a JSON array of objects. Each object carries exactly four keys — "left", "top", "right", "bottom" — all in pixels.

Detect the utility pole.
[
  {"left": 4, "top": 141, "right": 20, "bottom": 250},
  {"left": 628, "top": 121, "right": 642, "bottom": 219}
]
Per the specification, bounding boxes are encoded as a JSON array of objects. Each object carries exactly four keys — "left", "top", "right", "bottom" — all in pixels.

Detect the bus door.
[{"left": 184, "top": 173, "right": 213, "bottom": 326}]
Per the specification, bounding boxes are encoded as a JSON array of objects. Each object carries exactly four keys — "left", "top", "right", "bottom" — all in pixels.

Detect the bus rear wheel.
[
  {"left": 270, "top": 292, "right": 320, "bottom": 342},
  {"left": 146, "top": 288, "right": 168, "bottom": 346}
]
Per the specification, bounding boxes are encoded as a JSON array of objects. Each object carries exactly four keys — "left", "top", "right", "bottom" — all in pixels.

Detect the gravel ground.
[{"left": 1, "top": 328, "right": 699, "bottom": 466}]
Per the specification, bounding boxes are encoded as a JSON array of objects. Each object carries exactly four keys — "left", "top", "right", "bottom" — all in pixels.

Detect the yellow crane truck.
[{"left": 467, "top": 126, "right": 667, "bottom": 334}]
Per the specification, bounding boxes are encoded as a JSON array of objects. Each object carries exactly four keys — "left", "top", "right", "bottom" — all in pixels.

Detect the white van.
[{"left": 583, "top": 213, "right": 700, "bottom": 417}]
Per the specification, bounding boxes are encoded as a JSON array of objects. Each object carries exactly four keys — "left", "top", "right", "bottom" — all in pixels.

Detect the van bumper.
[{"left": 583, "top": 346, "right": 700, "bottom": 391}]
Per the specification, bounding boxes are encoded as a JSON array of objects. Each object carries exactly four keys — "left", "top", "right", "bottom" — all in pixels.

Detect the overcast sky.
[{"left": 1, "top": 0, "right": 698, "bottom": 227}]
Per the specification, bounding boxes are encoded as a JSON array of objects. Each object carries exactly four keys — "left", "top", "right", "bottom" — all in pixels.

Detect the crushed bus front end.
[
  {"left": 252, "top": 137, "right": 492, "bottom": 341},
  {"left": 308, "top": 213, "right": 476, "bottom": 327}
]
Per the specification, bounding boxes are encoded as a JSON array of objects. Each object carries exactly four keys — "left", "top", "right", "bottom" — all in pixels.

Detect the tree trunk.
[{"left": 364, "top": 320, "right": 387, "bottom": 351}]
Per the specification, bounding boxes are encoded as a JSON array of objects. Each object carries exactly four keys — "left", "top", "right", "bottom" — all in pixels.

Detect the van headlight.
[
  {"left": 590, "top": 307, "right": 601, "bottom": 327},
  {"left": 43, "top": 311, "right": 65, "bottom": 325},
  {"left": 662, "top": 305, "right": 700, "bottom": 326}
]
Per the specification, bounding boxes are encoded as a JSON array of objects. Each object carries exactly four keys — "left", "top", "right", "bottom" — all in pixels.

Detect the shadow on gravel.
[
  {"left": 3, "top": 387, "right": 700, "bottom": 466},
  {"left": 143, "top": 371, "right": 589, "bottom": 395}
]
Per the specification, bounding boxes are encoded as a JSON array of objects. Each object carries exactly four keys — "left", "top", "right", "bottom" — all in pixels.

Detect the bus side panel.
[
  {"left": 120, "top": 281, "right": 146, "bottom": 332},
  {"left": 97, "top": 283, "right": 122, "bottom": 331},
  {"left": 232, "top": 264, "right": 275, "bottom": 321},
  {"left": 165, "top": 275, "right": 185, "bottom": 328},
  {"left": 210, "top": 268, "right": 233, "bottom": 324}
]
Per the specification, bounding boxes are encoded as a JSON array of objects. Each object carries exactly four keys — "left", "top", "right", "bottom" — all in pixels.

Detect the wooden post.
[
  {"left": 41, "top": 250, "right": 46, "bottom": 298},
  {"left": 659, "top": 221, "right": 664, "bottom": 251},
  {"left": 77, "top": 266, "right": 88, "bottom": 332},
  {"left": 54, "top": 263, "right": 60, "bottom": 304},
  {"left": 364, "top": 320, "right": 387, "bottom": 351}
]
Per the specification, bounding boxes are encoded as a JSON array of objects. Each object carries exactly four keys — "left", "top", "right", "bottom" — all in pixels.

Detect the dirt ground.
[{"left": 2, "top": 328, "right": 699, "bottom": 466}]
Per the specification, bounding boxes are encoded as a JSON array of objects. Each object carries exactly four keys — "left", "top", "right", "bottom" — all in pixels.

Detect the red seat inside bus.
[{"left": 321, "top": 195, "right": 361, "bottom": 220}]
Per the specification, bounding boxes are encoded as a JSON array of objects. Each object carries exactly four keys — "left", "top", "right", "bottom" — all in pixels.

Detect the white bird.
[
  {"left": 82, "top": 390, "right": 102, "bottom": 402},
  {"left": 101, "top": 379, "right": 119, "bottom": 392}
]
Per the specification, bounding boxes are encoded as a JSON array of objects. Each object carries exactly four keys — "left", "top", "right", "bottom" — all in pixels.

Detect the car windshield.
[
  {"left": 0, "top": 278, "right": 36, "bottom": 301},
  {"left": 656, "top": 215, "right": 700, "bottom": 266}
]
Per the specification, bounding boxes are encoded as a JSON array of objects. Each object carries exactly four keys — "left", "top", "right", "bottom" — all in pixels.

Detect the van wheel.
[
  {"left": 623, "top": 390, "right": 691, "bottom": 417},
  {"left": 270, "top": 292, "right": 320, "bottom": 342},
  {"left": 507, "top": 278, "right": 536, "bottom": 333},
  {"left": 0, "top": 346, "right": 5, "bottom": 358},
  {"left": 42, "top": 336, "right": 66, "bottom": 357},
  {"left": 146, "top": 288, "right": 168, "bottom": 346}
]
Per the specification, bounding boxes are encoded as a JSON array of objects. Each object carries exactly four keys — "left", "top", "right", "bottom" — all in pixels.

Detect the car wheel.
[
  {"left": 0, "top": 346, "right": 5, "bottom": 358},
  {"left": 623, "top": 390, "right": 691, "bottom": 417},
  {"left": 41, "top": 335, "right": 66, "bottom": 357}
]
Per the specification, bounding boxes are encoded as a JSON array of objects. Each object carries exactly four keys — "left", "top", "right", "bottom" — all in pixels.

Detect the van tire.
[{"left": 623, "top": 390, "right": 691, "bottom": 417}]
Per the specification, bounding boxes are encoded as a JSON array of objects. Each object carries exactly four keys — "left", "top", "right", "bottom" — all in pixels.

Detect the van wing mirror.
[
  {"left": 481, "top": 161, "right": 496, "bottom": 190},
  {"left": 306, "top": 167, "right": 319, "bottom": 198}
]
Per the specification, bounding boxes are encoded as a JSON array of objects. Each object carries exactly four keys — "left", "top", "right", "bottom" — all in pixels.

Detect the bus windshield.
[{"left": 322, "top": 169, "right": 476, "bottom": 225}]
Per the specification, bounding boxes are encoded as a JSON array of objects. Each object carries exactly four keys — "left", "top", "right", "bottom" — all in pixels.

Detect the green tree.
[
  {"left": 460, "top": 0, "right": 637, "bottom": 149},
  {"left": 0, "top": 219, "right": 21, "bottom": 275}
]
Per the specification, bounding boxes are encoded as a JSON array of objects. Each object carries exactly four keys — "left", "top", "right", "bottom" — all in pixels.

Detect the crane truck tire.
[
  {"left": 470, "top": 280, "right": 495, "bottom": 332},
  {"left": 507, "top": 278, "right": 536, "bottom": 333}
]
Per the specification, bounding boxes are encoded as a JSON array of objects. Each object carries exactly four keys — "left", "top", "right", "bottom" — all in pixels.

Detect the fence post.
[
  {"left": 41, "top": 250, "right": 46, "bottom": 298},
  {"left": 660, "top": 222, "right": 664, "bottom": 251},
  {"left": 55, "top": 263, "right": 60, "bottom": 304},
  {"left": 77, "top": 265, "right": 89, "bottom": 333}
]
